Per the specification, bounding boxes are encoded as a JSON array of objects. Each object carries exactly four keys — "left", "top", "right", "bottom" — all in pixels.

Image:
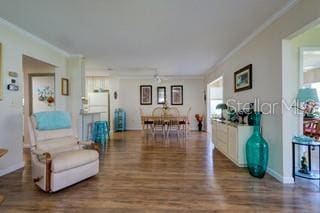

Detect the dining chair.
[
  {"left": 166, "top": 107, "right": 181, "bottom": 138},
  {"left": 152, "top": 107, "right": 165, "bottom": 137},
  {"left": 140, "top": 108, "right": 153, "bottom": 134},
  {"left": 179, "top": 107, "right": 191, "bottom": 136},
  {"left": 304, "top": 118, "right": 320, "bottom": 139}
]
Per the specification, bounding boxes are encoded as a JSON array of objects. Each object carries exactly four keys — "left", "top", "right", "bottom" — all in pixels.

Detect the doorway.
[
  {"left": 22, "top": 55, "right": 56, "bottom": 147},
  {"left": 282, "top": 20, "right": 320, "bottom": 185},
  {"left": 206, "top": 76, "right": 223, "bottom": 134}
]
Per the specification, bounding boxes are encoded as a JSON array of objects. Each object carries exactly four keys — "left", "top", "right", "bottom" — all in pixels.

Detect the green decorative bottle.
[{"left": 246, "top": 112, "right": 268, "bottom": 178}]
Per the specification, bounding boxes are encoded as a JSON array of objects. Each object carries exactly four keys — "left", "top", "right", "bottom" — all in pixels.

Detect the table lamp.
[
  {"left": 297, "top": 88, "right": 319, "bottom": 103},
  {"left": 216, "top": 103, "right": 228, "bottom": 120},
  {"left": 295, "top": 88, "right": 319, "bottom": 117}
]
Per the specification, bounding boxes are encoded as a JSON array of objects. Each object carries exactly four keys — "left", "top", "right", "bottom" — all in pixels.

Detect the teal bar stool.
[{"left": 93, "top": 121, "right": 108, "bottom": 144}]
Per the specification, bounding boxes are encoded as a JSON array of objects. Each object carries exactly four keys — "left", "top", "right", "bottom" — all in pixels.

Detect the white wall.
[
  {"left": 0, "top": 19, "right": 70, "bottom": 176},
  {"left": 118, "top": 78, "right": 205, "bottom": 130},
  {"left": 205, "top": 0, "right": 320, "bottom": 182},
  {"left": 67, "top": 56, "right": 85, "bottom": 139}
]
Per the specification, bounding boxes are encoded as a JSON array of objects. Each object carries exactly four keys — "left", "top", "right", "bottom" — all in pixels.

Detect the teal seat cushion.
[{"left": 33, "top": 111, "right": 71, "bottom": 130}]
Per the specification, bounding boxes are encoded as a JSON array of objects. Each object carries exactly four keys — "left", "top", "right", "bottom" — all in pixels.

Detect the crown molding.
[
  {"left": 0, "top": 17, "right": 70, "bottom": 57},
  {"left": 114, "top": 74, "right": 204, "bottom": 80},
  {"left": 205, "top": 0, "right": 302, "bottom": 78}
]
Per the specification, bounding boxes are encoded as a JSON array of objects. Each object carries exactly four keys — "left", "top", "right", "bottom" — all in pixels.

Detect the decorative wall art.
[
  {"left": 140, "top": 85, "right": 152, "bottom": 105},
  {"left": 61, "top": 78, "right": 69, "bottom": 96},
  {"left": 30, "top": 74, "right": 55, "bottom": 114},
  {"left": 157, "top": 87, "right": 166, "bottom": 104},
  {"left": 171, "top": 85, "right": 183, "bottom": 105},
  {"left": 234, "top": 64, "right": 252, "bottom": 92}
]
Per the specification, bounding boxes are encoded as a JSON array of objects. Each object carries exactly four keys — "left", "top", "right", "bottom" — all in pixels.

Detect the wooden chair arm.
[
  {"left": 77, "top": 141, "right": 100, "bottom": 152},
  {"left": 31, "top": 148, "right": 52, "bottom": 192}
]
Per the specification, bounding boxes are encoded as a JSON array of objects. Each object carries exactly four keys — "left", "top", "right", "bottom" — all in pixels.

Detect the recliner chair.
[{"left": 28, "top": 111, "right": 99, "bottom": 192}]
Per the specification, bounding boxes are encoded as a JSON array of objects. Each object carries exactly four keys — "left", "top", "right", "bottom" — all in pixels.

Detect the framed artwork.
[
  {"left": 29, "top": 73, "right": 55, "bottom": 114},
  {"left": 157, "top": 87, "right": 166, "bottom": 104},
  {"left": 140, "top": 85, "right": 152, "bottom": 105},
  {"left": 61, "top": 78, "right": 69, "bottom": 96},
  {"left": 234, "top": 64, "right": 252, "bottom": 92},
  {"left": 171, "top": 85, "right": 183, "bottom": 105}
]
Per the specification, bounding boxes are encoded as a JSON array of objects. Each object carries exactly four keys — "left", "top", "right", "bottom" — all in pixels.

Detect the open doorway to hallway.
[
  {"left": 206, "top": 76, "right": 223, "bottom": 134},
  {"left": 22, "top": 55, "right": 56, "bottom": 148},
  {"left": 283, "top": 20, "right": 320, "bottom": 188}
]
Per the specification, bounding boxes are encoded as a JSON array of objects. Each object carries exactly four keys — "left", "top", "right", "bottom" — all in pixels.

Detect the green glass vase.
[{"left": 246, "top": 112, "right": 268, "bottom": 178}]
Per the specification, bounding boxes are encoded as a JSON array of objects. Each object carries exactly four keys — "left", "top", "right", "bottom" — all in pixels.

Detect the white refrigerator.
[{"left": 88, "top": 92, "right": 110, "bottom": 123}]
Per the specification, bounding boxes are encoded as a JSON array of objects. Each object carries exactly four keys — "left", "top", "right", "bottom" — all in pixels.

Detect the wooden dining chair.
[
  {"left": 304, "top": 119, "right": 320, "bottom": 139},
  {"left": 166, "top": 107, "right": 181, "bottom": 138},
  {"left": 152, "top": 107, "right": 165, "bottom": 137},
  {"left": 179, "top": 107, "right": 191, "bottom": 136},
  {"left": 140, "top": 108, "right": 153, "bottom": 133}
]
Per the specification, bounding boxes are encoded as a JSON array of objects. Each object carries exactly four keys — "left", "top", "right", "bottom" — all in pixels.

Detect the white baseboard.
[
  {"left": 0, "top": 161, "right": 25, "bottom": 177},
  {"left": 267, "top": 167, "right": 294, "bottom": 184},
  {"left": 282, "top": 176, "right": 294, "bottom": 184}
]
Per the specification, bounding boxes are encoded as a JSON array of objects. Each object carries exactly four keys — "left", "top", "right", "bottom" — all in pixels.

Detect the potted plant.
[{"left": 195, "top": 114, "right": 204, "bottom": 131}]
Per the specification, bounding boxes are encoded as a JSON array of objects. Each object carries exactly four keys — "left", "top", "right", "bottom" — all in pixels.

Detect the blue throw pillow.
[{"left": 33, "top": 111, "right": 72, "bottom": 130}]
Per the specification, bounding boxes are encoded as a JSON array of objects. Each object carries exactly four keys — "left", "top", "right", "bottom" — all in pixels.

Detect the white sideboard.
[{"left": 212, "top": 119, "right": 253, "bottom": 167}]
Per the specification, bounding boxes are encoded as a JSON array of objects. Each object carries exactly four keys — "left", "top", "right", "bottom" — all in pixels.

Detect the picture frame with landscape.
[{"left": 234, "top": 64, "right": 252, "bottom": 92}]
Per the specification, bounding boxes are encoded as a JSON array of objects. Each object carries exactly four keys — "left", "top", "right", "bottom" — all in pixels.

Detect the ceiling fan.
[{"left": 153, "top": 70, "right": 168, "bottom": 83}]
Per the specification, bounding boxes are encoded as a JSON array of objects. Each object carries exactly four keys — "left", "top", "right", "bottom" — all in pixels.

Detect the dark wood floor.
[{"left": 0, "top": 131, "right": 319, "bottom": 212}]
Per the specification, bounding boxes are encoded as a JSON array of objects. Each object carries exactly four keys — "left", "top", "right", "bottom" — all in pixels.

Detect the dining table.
[
  {"left": 141, "top": 115, "right": 188, "bottom": 123},
  {"left": 0, "top": 148, "right": 8, "bottom": 205}
]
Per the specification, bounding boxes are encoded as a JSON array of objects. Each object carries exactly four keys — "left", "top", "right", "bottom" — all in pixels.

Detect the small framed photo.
[
  {"left": 234, "top": 64, "right": 252, "bottom": 92},
  {"left": 157, "top": 87, "right": 166, "bottom": 104},
  {"left": 61, "top": 78, "right": 69, "bottom": 96},
  {"left": 171, "top": 85, "right": 183, "bottom": 105},
  {"left": 140, "top": 85, "right": 152, "bottom": 105}
]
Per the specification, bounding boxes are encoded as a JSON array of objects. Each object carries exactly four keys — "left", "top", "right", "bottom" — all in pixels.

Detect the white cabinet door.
[
  {"left": 228, "top": 126, "right": 237, "bottom": 162},
  {"left": 212, "top": 121, "right": 218, "bottom": 145},
  {"left": 216, "top": 122, "right": 228, "bottom": 154}
]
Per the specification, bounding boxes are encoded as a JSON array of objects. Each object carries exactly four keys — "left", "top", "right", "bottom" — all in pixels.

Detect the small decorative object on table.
[
  {"left": 246, "top": 112, "right": 269, "bottom": 178},
  {"left": 238, "top": 109, "right": 248, "bottom": 124},
  {"left": 246, "top": 103, "right": 255, "bottom": 126},
  {"left": 216, "top": 103, "right": 228, "bottom": 120},
  {"left": 299, "top": 156, "right": 310, "bottom": 174},
  {"left": 195, "top": 114, "right": 204, "bottom": 131},
  {"left": 162, "top": 101, "right": 169, "bottom": 110},
  {"left": 227, "top": 107, "right": 238, "bottom": 122}
]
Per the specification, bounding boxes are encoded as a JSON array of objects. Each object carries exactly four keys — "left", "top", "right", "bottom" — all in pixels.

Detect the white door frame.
[{"left": 206, "top": 76, "right": 223, "bottom": 135}]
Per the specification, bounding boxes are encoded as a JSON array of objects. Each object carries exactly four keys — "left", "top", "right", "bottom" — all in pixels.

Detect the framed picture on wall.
[
  {"left": 234, "top": 64, "right": 252, "bottom": 92},
  {"left": 140, "top": 85, "right": 152, "bottom": 105},
  {"left": 171, "top": 85, "right": 183, "bottom": 105},
  {"left": 61, "top": 78, "right": 69, "bottom": 96},
  {"left": 157, "top": 87, "right": 166, "bottom": 104}
]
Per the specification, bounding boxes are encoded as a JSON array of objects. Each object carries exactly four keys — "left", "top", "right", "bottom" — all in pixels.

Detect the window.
[{"left": 209, "top": 78, "right": 223, "bottom": 118}]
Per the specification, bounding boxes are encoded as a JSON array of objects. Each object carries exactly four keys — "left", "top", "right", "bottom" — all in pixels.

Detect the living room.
[{"left": 0, "top": 0, "right": 320, "bottom": 212}]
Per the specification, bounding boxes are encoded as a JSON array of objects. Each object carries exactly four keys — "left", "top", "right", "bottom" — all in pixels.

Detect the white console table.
[{"left": 212, "top": 119, "right": 253, "bottom": 167}]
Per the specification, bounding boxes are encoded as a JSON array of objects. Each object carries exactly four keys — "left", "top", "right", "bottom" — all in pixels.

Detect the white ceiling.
[{"left": 0, "top": 0, "right": 293, "bottom": 75}]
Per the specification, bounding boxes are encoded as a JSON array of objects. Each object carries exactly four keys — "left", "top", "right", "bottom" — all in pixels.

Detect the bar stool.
[{"left": 93, "top": 121, "right": 109, "bottom": 144}]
